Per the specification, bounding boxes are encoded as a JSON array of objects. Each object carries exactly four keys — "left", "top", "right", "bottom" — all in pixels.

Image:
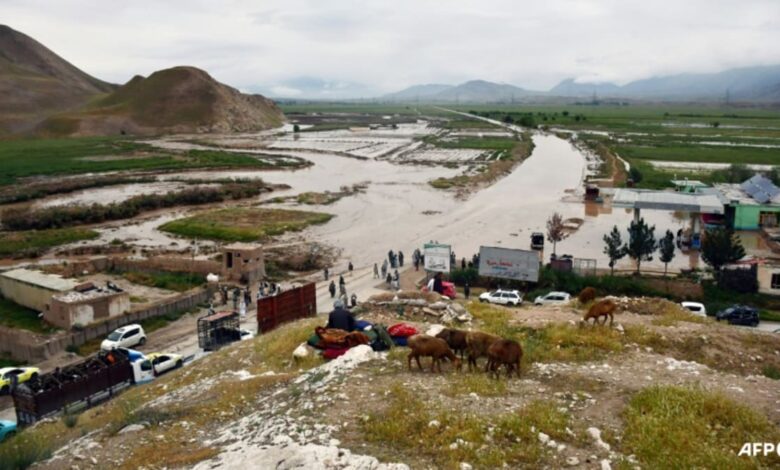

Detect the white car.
[
  {"left": 681, "top": 302, "right": 707, "bottom": 317},
  {"left": 101, "top": 324, "right": 147, "bottom": 351},
  {"left": 146, "top": 353, "right": 184, "bottom": 376},
  {"left": 479, "top": 289, "right": 523, "bottom": 306},
  {"left": 534, "top": 291, "right": 572, "bottom": 306},
  {"left": 239, "top": 329, "right": 255, "bottom": 341}
]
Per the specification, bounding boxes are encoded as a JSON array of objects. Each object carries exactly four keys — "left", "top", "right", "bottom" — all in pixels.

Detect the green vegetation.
[
  {"left": 0, "top": 228, "right": 99, "bottom": 258},
  {"left": 3, "top": 180, "right": 270, "bottom": 231},
  {"left": 160, "top": 207, "right": 333, "bottom": 242},
  {"left": 122, "top": 271, "right": 203, "bottom": 292},
  {"left": 0, "top": 175, "right": 155, "bottom": 205},
  {"left": 623, "top": 386, "right": 780, "bottom": 469},
  {"left": 0, "top": 137, "right": 305, "bottom": 186},
  {"left": 0, "top": 297, "right": 58, "bottom": 334},
  {"left": 363, "top": 385, "right": 573, "bottom": 469}
]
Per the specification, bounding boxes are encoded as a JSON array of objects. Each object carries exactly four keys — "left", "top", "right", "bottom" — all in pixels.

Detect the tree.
[
  {"left": 701, "top": 227, "right": 746, "bottom": 273},
  {"left": 546, "top": 212, "right": 568, "bottom": 256},
  {"left": 293, "top": 124, "right": 301, "bottom": 133},
  {"left": 624, "top": 217, "right": 657, "bottom": 275},
  {"left": 658, "top": 229, "right": 676, "bottom": 277},
  {"left": 602, "top": 225, "right": 626, "bottom": 275},
  {"left": 629, "top": 166, "right": 643, "bottom": 184}
]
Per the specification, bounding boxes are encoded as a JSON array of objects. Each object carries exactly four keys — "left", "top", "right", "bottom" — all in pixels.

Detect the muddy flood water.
[{"left": 55, "top": 128, "right": 704, "bottom": 273}]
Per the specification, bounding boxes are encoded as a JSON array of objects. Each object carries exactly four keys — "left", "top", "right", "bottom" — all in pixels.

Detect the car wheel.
[
  {"left": 176, "top": 360, "right": 183, "bottom": 369},
  {"left": 753, "top": 321, "right": 759, "bottom": 327},
  {"left": 479, "top": 298, "right": 486, "bottom": 303},
  {"left": 138, "top": 337, "right": 147, "bottom": 346},
  {"left": 5, "top": 431, "right": 15, "bottom": 440},
  {"left": 30, "top": 373, "right": 38, "bottom": 380},
  {"left": 1, "top": 385, "right": 8, "bottom": 395}
]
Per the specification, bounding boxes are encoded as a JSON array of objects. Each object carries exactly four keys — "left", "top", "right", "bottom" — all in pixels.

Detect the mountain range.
[
  {"left": 382, "top": 65, "right": 780, "bottom": 104},
  {"left": 0, "top": 25, "right": 284, "bottom": 137}
]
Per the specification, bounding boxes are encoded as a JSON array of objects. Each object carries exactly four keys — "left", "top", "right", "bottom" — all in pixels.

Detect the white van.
[
  {"left": 101, "top": 324, "right": 147, "bottom": 351},
  {"left": 681, "top": 302, "right": 707, "bottom": 317}
]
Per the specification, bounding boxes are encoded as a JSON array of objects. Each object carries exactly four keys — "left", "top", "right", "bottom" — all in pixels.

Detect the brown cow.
[
  {"left": 578, "top": 287, "right": 597, "bottom": 304},
  {"left": 583, "top": 299, "right": 616, "bottom": 326}
]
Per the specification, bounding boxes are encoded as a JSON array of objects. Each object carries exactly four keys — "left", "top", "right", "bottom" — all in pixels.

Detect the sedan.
[
  {"left": 716, "top": 305, "right": 759, "bottom": 327},
  {"left": 479, "top": 289, "right": 523, "bottom": 306},
  {"left": 534, "top": 291, "right": 571, "bottom": 306},
  {"left": 0, "top": 367, "right": 40, "bottom": 394},
  {"left": 146, "top": 353, "right": 184, "bottom": 376},
  {"left": 0, "top": 420, "right": 17, "bottom": 443}
]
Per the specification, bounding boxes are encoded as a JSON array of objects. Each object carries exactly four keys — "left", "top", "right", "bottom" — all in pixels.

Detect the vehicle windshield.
[{"left": 107, "top": 331, "right": 122, "bottom": 341}]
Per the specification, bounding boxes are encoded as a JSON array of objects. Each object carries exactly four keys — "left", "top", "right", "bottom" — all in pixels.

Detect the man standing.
[
  {"left": 398, "top": 251, "right": 404, "bottom": 267},
  {"left": 348, "top": 261, "right": 354, "bottom": 275},
  {"left": 324, "top": 267, "right": 329, "bottom": 280},
  {"left": 464, "top": 281, "right": 471, "bottom": 300},
  {"left": 328, "top": 280, "right": 336, "bottom": 298},
  {"left": 373, "top": 263, "right": 379, "bottom": 279}
]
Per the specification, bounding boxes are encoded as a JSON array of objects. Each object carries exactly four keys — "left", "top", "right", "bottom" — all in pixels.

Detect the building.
[
  {"left": 757, "top": 263, "right": 780, "bottom": 296},
  {"left": 222, "top": 243, "right": 265, "bottom": 284},
  {"left": 0, "top": 269, "right": 78, "bottom": 312},
  {"left": 716, "top": 175, "right": 780, "bottom": 230},
  {"left": 46, "top": 283, "right": 130, "bottom": 329}
]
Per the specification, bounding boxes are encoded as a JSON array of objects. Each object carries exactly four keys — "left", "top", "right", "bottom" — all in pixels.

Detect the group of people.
[
  {"left": 328, "top": 273, "right": 358, "bottom": 308},
  {"left": 219, "top": 281, "right": 285, "bottom": 316}
]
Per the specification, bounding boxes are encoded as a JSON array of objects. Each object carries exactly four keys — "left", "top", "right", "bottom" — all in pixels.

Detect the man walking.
[
  {"left": 373, "top": 263, "right": 379, "bottom": 279},
  {"left": 348, "top": 261, "right": 354, "bottom": 275},
  {"left": 328, "top": 280, "right": 336, "bottom": 298},
  {"left": 398, "top": 251, "right": 404, "bottom": 267}
]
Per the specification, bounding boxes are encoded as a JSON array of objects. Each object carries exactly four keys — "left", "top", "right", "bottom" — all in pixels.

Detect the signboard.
[
  {"left": 424, "top": 243, "right": 451, "bottom": 273},
  {"left": 478, "top": 246, "right": 540, "bottom": 282}
]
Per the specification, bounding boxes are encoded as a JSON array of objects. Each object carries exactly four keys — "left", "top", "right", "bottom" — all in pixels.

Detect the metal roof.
[
  {"left": 741, "top": 174, "right": 780, "bottom": 204},
  {"left": 0, "top": 269, "right": 78, "bottom": 292},
  {"left": 612, "top": 189, "right": 725, "bottom": 214}
]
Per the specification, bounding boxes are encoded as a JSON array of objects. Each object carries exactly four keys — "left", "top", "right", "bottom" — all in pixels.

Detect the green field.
[
  {"left": 160, "top": 207, "right": 334, "bottom": 242},
  {"left": 0, "top": 227, "right": 99, "bottom": 257},
  {"left": 0, "top": 137, "right": 304, "bottom": 186},
  {"left": 122, "top": 271, "right": 204, "bottom": 292}
]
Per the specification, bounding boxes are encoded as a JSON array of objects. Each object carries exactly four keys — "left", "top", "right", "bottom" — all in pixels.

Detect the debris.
[
  {"left": 586, "top": 427, "right": 611, "bottom": 452},
  {"left": 566, "top": 457, "right": 580, "bottom": 466}
]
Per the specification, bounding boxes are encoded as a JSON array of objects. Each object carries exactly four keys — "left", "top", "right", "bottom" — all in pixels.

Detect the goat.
[
  {"left": 583, "top": 299, "right": 616, "bottom": 326},
  {"left": 407, "top": 334, "right": 462, "bottom": 373},
  {"left": 486, "top": 339, "right": 523, "bottom": 379},
  {"left": 578, "top": 286, "right": 597, "bottom": 304},
  {"left": 435, "top": 328, "right": 468, "bottom": 359},
  {"left": 465, "top": 331, "right": 501, "bottom": 372}
]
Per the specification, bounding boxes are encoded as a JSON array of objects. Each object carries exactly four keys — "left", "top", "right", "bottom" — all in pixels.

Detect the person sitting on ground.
[{"left": 327, "top": 299, "right": 356, "bottom": 332}]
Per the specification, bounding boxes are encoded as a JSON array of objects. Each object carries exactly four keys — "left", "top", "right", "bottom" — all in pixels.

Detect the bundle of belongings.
[
  {"left": 387, "top": 323, "right": 419, "bottom": 346},
  {"left": 308, "top": 322, "right": 395, "bottom": 359}
]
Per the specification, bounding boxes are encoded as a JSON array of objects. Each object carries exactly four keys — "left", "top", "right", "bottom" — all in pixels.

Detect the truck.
[
  {"left": 12, "top": 348, "right": 154, "bottom": 426},
  {"left": 197, "top": 311, "right": 242, "bottom": 351}
]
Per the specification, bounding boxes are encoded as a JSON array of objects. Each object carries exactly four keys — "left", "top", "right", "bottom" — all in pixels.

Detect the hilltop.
[
  {"left": 0, "top": 24, "right": 115, "bottom": 135},
  {"left": 40, "top": 66, "right": 286, "bottom": 136}
]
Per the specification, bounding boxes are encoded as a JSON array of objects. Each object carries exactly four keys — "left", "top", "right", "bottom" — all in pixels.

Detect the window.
[
  {"left": 141, "top": 361, "right": 152, "bottom": 371},
  {"left": 771, "top": 273, "right": 780, "bottom": 289},
  {"left": 125, "top": 329, "right": 138, "bottom": 338}
]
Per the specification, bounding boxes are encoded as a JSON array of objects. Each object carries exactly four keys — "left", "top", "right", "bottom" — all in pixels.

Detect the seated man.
[{"left": 326, "top": 299, "right": 355, "bottom": 332}]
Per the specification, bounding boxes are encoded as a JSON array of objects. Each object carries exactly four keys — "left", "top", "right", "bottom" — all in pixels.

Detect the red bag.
[
  {"left": 388, "top": 323, "right": 418, "bottom": 338},
  {"left": 322, "top": 347, "right": 350, "bottom": 360}
]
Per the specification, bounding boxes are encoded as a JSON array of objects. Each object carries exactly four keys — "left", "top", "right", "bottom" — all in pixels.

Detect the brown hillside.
[
  {"left": 40, "top": 66, "right": 285, "bottom": 136},
  {"left": 0, "top": 24, "right": 115, "bottom": 135}
]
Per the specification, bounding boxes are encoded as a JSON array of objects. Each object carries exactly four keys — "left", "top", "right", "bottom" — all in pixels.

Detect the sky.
[{"left": 3, "top": 0, "right": 779, "bottom": 98}]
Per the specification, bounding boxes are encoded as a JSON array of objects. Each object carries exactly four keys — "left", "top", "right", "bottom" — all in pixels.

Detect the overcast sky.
[{"left": 4, "top": 0, "right": 779, "bottom": 98}]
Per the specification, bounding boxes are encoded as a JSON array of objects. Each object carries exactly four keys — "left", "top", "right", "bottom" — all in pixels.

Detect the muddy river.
[{"left": 55, "top": 128, "right": 705, "bottom": 273}]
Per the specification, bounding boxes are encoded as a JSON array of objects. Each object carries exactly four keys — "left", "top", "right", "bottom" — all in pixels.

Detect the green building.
[{"left": 717, "top": 175, "right": 780, "bottom": 230}]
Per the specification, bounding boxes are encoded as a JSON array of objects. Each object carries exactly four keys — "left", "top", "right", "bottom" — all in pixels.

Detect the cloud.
[{"left": 3, "top": 0, "right": 779, "bottom": 97}]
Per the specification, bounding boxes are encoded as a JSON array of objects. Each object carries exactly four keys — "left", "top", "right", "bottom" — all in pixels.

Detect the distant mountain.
[
  {"left": 384, "top": 80, "right": 541, "bottom": 103},
  {"left": 39, "top": 66, "right": 285, "bottom": 136},
  {"left": 551, "top": 65, "right": 780, "bottom": 102},
  {"left": 0, "top": 24, "right": 115, "bottom": 135},
  {"left": 382, "top": 83, "right": 454, "bottom": 100}
]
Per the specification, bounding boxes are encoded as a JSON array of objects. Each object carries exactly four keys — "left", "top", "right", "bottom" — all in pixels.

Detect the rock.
[
  {"left": 118, "top": 423, "right": 146, "bottom": 434},
  {"left": 459, "top": 463, "right": 473, "bottom": 470},
  {"left": 538, "top": 432, "right": 550, "bottom": 444},
  {"left": 430, "top": 301, "right": 448, "bottom": 310},
  {"left": 423, "top": 307, "right": 442, "bottom": 317},
  {"left": 90, "top": 457, "right": 98, "bottom": 465},
  {"left": 426, "top": 324, "right": 446, "bottom": 336},
  {"left": 615, "top": 324, "right": 624, "bottom": 333},
  {"left": 449, "top": 303, "right": 467, "bottom": 314},
  {"left": 586, "top": 427, "right": 611, "bottom": 452},
  {"left": 566, "top": 457, "right": 580, "bottom": 466},
  {"left": 601, "top": 459, "right": 612, "bottom": 470},
  {"left": 428, "top": 420, "right": 441, "bottom": 428},
  {"left": 73, "top": 454, "right": 85, "bottom": 461},
  {"left": 293, "top": 343, "right": 310, "bottom": 359}
]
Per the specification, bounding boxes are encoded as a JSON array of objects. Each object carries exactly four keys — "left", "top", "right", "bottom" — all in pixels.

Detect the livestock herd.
[{"left": 405, "top": 297, "right": 618, "bottom": 379}]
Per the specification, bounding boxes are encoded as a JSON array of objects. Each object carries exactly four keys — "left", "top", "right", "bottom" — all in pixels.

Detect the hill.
[
  {"left": 382, "top": 83, "right": 454, "bottom": 101},
  {"left": 0, "top": 24, "right": 115, "bottom": 135},
  {"left": 39, "top": 66, "right": 286, "bottom": 136},
  {"left": 384, "top": 80, "right": 541, "bottom": 103}
]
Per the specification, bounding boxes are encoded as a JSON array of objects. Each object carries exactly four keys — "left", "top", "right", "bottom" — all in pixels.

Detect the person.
[
  {"left": 258, "top": 284, "right": 265, "bottom": 299},
  {"left": 324, "top": 267, "right": 329, "bottom": 280},
  {"left": 392, "top": 269, "right": 400, "bottom": 290},
  {"left": 243, "top": 289, "right": 252, "bottom": 310},
  {"left": 381, "top": 260, "right": 388, "bottom": 278},
  {"left": 350, "top": 293, "right": 358, "bottom": 308},
  {"left": 462, "top": 257, "right": 467, "bottom": 270},
  {"left": 450, "top": 251, "right": 456, "bottom": 267},
  {"left": 348, "top": 261, "right": 354, "bottom": 274},
  {"left": 232, "top": 288, "right": 240, "bottom": 311},
  {"left": 329, "top": 280, "right": 336, "bottom": 298},
  {"left": 220, "top": 285, "right": 228, "bottom": 305},
  {"left": 432, "top": 272, "right": 444, "bottom": 295},
  {"left": 388, "top": 250, "right": 394, "bottom": 266},
  {"left": 339, "top": 283, "right": 347, "bottom": 298},
  {"left": 339, "top": 274, "right": 345, "bottom": 286},
  {"left": 386, "top": 272, "right": 392, "bottom": 286},
  {"left": 398, "top": 251, "right": 404, "bottom": 267},
  {"left": 373, "top": 263, "right": 379, "bottom": 279},
  {"left": 239, "top": 298, "right": 246, "bottom": 317},
  {"left": 464, "top": 281, "right": 471, "bottom": 299},
  {"left": 327, "top": 299, "right": 355, "bottom": 331},
  {"left": 414, "top": 257, "right": 420, "bottom": 271}
]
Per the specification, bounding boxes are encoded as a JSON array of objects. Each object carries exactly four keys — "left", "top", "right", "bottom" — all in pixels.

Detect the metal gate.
[
  {"left": 257, "top": 283, "right": 317, "bottom": 333},
  {"left": 573, "top": 258, "right": 597, "bottom": 277}
]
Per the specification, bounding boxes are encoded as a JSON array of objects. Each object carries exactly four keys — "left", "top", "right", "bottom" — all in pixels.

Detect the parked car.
[
  {"left": 0, "top": 367, "right": 40, "bottom": 394},
  {"left": 479, "top": 289, "right": 523, "bottom": 306},
  {"left": 680, "top": 301, "right": 707, "bottom": 317},
  {"left": 0, "top": 420, "right": 17, "bottom": 443},
  {"left": 534, "top": 291, "right": 571, "bottom": 306},
  {"left": 146, "top": 353, "right": 183, "bottom": 376},
  {"left": 101, "top": 324, "right": 147, "bottom": 351},
  {"left": 239, "top": 329, "right": 255, "bottom": 341},
  {"left": 716, "top": 305, "right": 759, "bottom": 327}
]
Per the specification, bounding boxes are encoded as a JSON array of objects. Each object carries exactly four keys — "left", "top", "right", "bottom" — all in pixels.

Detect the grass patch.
[
  {"left": 650, "top": 309, "right": 710, "bottom": 327},
  {"left": 443, "top": 373, "right": 508, "bottom": 397},
  {"left": 160, "top": 207, "right": 333, "bottom": 242},
  {"left": 0, "top": 432, "right": 54, "bottom": 470},
  {"left": 363, "top": 385, "right": 571, "bottom": 468},
  {"left": 623, "top": 386, "right": 780, "bottom": 469},
  {"left": 122, "top": 271, "right": 203, "bottom": 292},
  {"left": 0, "top": 297, "right": 58, "bottom": 334},
  {"left": 0, "top": 228, "right": 99, "bottom": 258},
  {"left": 254, "top": 317, "right": 323, "bottom": 371},
  {"left": 763, "top": 365, "right": 780, "bottom": 380}
]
